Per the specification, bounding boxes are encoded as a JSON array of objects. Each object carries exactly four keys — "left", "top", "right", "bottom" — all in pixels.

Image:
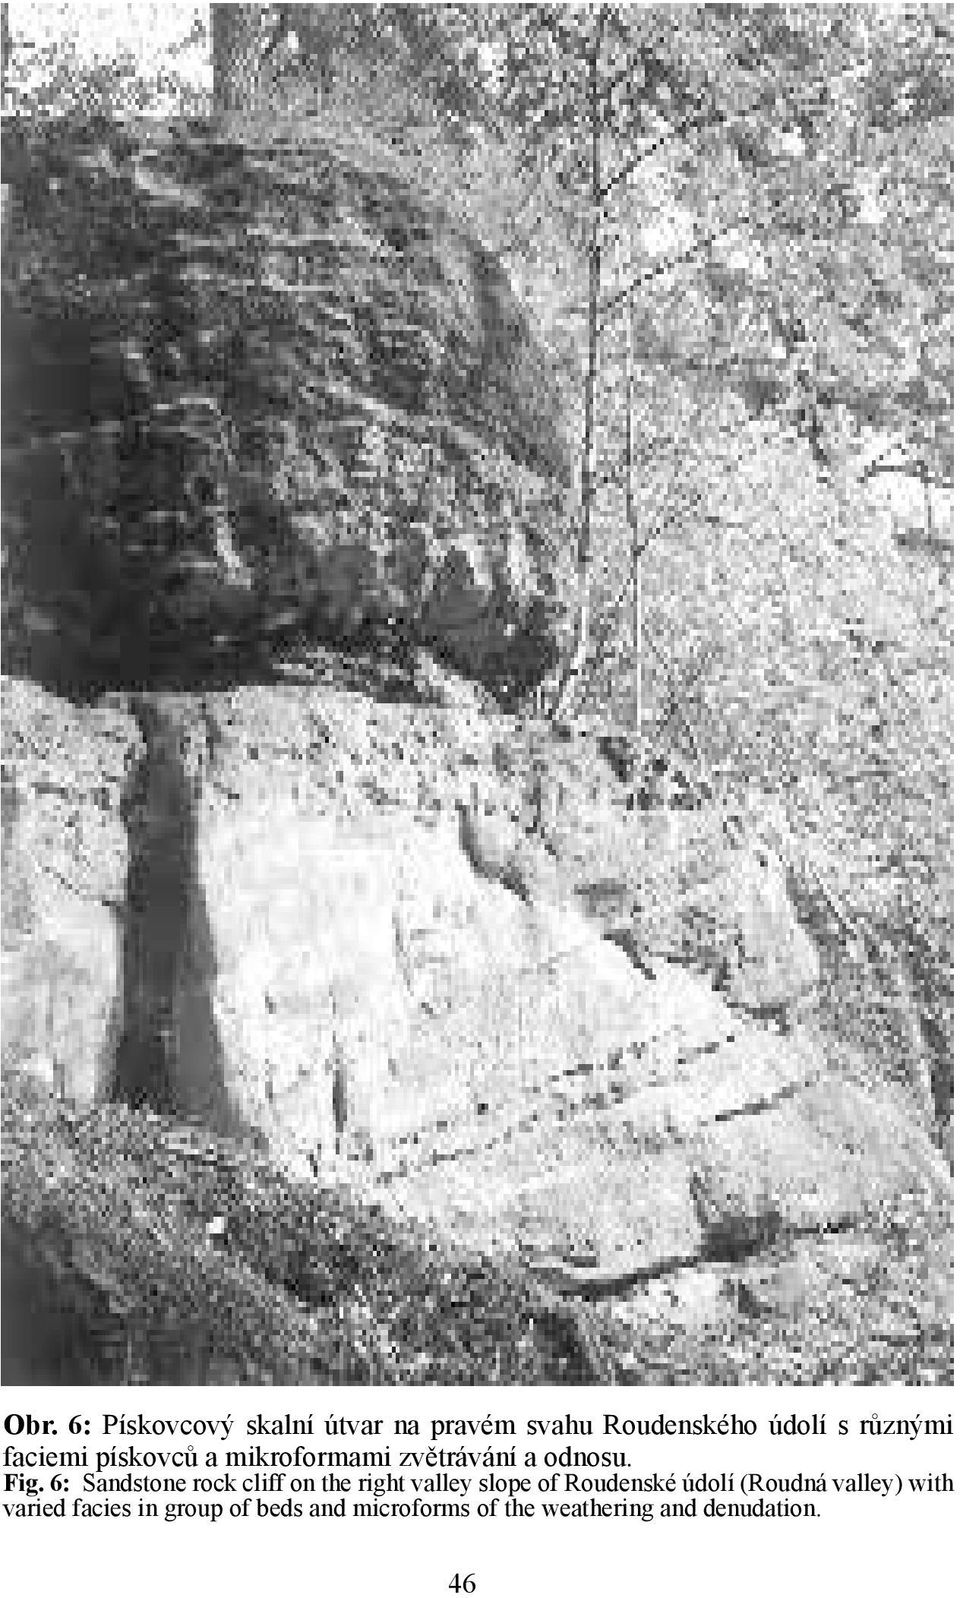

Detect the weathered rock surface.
[
  {"left": 512, "top": 741, "right": 822, "bottom": 1023},
  {"left": 85, "top": 690, "right": 954, "bottom": 1278},
  {"left": 2, "top": 678, "right": 949, "bottom": 1353},
  {"left": 1, "top": 122, "right": 571, "bottom": 697},
  {"left": 1, "top": 682, "right": 135, "bottom": 1104}
]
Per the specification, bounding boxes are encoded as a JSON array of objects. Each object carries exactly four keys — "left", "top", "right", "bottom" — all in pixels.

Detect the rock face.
[
  {"left": 109, "top": 693, "right": 735, "bottom": 1173},
  {"left": 2, "top": 677, "right": 950, "bottom": 1366},
  {"left": 1, "top": 682, "right": 135, "bottom": 1105},
  {"left": 666, "top": 845, "right": 821, "bottom": 1025},
  {"left": 514, "top": 738, "right": 822, "bottom": 1024},
  {"left": 1, "top": 121, "right": 571, "bottom": 697},
  {"left": 20, "top": 683, "right": 930, "bottom": 1294}
]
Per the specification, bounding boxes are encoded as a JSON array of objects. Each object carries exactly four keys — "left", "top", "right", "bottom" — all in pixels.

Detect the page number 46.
[{"left": 449, "top": 1578, "right": 476, "bottom": 1593}]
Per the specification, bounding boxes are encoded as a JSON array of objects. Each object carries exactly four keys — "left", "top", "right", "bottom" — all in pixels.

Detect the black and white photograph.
[{"left": 1, "top": 1, "right": 953, "bottom": 1391}]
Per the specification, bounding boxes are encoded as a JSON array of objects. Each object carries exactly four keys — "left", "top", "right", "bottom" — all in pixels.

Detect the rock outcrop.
[
  {"left": 1, "top": 121, "right": 571, "bottom": 698},
  {"left": 1, "top": 683, "right": 136, "bottom": 1106},
  {"left": 5, "top": 679, "right": 946, "bottom": 1327},
  {"left": 502, "top": 732, "right": 822, "bottom": 1024},
  {"left": 0, "top": 116, "right": 951, "bottom": 1388}
]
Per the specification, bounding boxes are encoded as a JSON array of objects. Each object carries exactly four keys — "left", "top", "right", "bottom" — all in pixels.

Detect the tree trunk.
[
  {"left": 549, "top": 21, "right": 603, "bottom": 721},
  {"left": 624, "top": 287, "right": 641, "bottom": 743},
  {"left": 923, "top": 463, "right": 934, "bottom": 541}
]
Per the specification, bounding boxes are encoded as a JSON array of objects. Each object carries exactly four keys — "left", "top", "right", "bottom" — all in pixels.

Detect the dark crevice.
[
  {"left": 537, "top": 1213, "right": 863, "bottom": 1301},
  {"left": 110, "top": 696, "right": 236, "bottom": 1132},
  {"left": 708, "top": 1074, "right": 814, "bottom": 1126}
]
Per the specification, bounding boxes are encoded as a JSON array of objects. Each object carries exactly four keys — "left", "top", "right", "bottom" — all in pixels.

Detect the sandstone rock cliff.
[
  {"left": 3, "top": 680, "right": 948, "bottom": 1320},
  {"left": 2, "top": 121, "right": 571, "bottom": 698},
  {"left": 0, "top": 118, "right": 950, "bottom": 1386}
]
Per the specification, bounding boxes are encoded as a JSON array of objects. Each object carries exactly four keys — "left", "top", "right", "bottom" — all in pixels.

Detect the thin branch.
[
  {"left": 599, "top": 101, "right": 725, "bottom": 200},
  {"left": 597, "top": 223, "right": 732, "bottom": 323},
  {"left": 649, "top": 640, "right": 722, "bottom": 768},
  {"left": 492, "top": 158, "right": 562, "bottom": 257},
  {"left": 574, "top": 483, "right": 704, "bottom": 683},
  {"left": 598, "top": 76, "right": 782, "bottom": 205},
  {"left": 548, "top": 9, "right": 605, "bottom": 722}
]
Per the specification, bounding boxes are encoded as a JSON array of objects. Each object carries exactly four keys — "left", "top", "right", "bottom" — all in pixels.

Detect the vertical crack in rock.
[{"left": 111, "top": 697, "right": 237, "bottom": 1132}]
